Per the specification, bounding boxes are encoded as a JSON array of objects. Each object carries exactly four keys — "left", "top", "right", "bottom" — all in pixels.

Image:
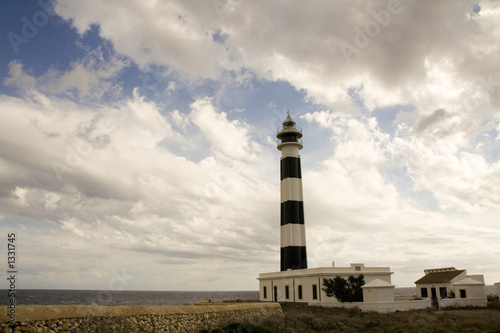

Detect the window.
[
  {"left": 263, "top": 286, "right": 267, "bottom": 299},
  {"left": 355, "top": 266, "right": 361, "bottom": 271},
  {"left": 298, "top": 285, "right": 303, "bottom": 300},
  {"left": 439, "top": 287, "right": 447, "bottom": 298},
  {"left": 460, "top": 289, "right": 467, "bottom": 298},
  {"left": 274, "top": 286, "right": 277, "bottom": 302},
  {"left": 421, "top": 288, "right": 428, "bottom": 298},
  {"left": 285, "top": 285, "right": 290, "bottom": 299},
  {"left": 312, "top": 284, "right": 318, "bottom": 300}
]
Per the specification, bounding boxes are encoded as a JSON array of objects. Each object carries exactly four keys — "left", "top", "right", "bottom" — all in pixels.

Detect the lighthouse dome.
[{"left": 283, "top": 114, "right": 296, "bottom": 128}]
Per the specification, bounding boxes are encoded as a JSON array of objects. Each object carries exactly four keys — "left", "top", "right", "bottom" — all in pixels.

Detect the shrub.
[
  {"left": 322, "top": 275, "right": 365, "bottom": 302},
  {"left": 202, "top": 323, "right": 272, "bottom": 333},
  {"left": 487, "top": 294, "right": 499, "bottom": 303}
]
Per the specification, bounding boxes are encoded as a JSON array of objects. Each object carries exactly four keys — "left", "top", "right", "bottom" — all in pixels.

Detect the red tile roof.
[{"left": 415, "top": 270, "right": 465, "bottom": 284}]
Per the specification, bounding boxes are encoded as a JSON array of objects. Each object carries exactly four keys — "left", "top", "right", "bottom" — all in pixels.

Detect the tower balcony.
[
  {"left": 277, "top": 138, "right": 303, "bottom": 145},
  {"left": 277, "top": 139, "right": 303, "bottom": 151},
  {"left": 277, "top": 125, "right": 303, "bottom": 140}
]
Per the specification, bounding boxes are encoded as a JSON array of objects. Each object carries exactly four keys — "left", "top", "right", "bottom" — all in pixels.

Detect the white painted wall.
[
  {"left": 280, "top": 145, "right": 301, "bottom": 157},
  {"left": 439, "top": 297, "right": 487, "bottom": 308},
  {"left": 310, "top": 300, "right": 430, "bottom": 313},
  {"left": 280, "top": 178, "right": 303, "bottom": 202},
  {"left": 455, "top": 283, "right": 486, "bottom": 300},
  {"left": 280, "top": 224, "right": 306, "bottom": 247},
  {"left": 258, "top": 263, "right": 393, "bottom": 304},
  {"left": 416, "top": 283, "right": 453, "bottom": 299},
  {"left": 363, "top": 287, "right": 394, "bottom": 303}
]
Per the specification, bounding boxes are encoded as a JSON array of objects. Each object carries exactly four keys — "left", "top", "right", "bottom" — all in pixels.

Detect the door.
[
  {"left": 440, "top": 287, "right": 447, "bottom": 298},
  {"left": 431, "top": 288, "right": 438, "bottom": 308}
]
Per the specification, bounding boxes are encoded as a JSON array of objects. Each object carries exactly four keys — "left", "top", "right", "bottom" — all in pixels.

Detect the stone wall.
[{"left": 0, "top": 303, "right": 282, "bottom": 332}]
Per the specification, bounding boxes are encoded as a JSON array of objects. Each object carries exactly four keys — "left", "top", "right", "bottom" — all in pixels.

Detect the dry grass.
[{"left": 249, "top": 302, "right": 500, "bottom": 333}]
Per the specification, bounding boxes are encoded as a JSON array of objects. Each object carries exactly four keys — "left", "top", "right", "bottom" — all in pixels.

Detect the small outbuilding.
[
  {"left": 414, "top": 267, "right": 466, "bottom": 299},
  {"left": 362, "top": 279, "right": 395, "bottom": 303},
  {"left": 414, "top": 267, "right": 486, "bottom": 308}
]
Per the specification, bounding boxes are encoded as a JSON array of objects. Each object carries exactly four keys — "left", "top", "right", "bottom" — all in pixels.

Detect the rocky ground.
[{"left": 212, "top": 298, "right": 500, "bottom": 333}]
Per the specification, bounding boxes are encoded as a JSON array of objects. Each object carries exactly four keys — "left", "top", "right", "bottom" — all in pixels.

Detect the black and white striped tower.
[{"left": 277, "top": 114, "right": 307, "bottom": 271}]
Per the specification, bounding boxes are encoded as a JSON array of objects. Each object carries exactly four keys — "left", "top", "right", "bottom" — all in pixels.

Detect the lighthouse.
[
  {"left": 277, "top": 114, "right": 307, "bottom": 271},
  {"left": 259, "top": 115, "right": 394, "bottom": 304}
]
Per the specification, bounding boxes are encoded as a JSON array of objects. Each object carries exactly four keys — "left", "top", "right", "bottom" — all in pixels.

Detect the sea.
[
  {"left": 0, "top": 290, "right": 259, "bottom": 306},
  {"left": 1, "top": 286, "right": 496, "bottom": 306}
]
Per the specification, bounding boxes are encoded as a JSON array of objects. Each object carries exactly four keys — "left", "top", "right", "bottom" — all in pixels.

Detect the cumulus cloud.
[
  {"left": 301, "top": 108, "right": 500, "bottom": 285},
  {"left": 415, "top": 108, "right": 451, "bottom": 134},
  {"left": 55, "top": 0, "right": 230, "bottom": 80},
  {"left": 0, "top": 90, "right": 281, "bottom": 288},
  {"left": 190, "top": 97, "right": 262, "bottom": 160},
  {"left": 49, "top": 0, "right": 500, "bottom": 142},
  {"left": 2, "top": 0, "right": 500, "bottom": 289},
  {"left": 4, "top": 47, "right": 128, "bottom": 100},
  {"left": 302, "top": 110, "right": 398, "bottom": 221}
]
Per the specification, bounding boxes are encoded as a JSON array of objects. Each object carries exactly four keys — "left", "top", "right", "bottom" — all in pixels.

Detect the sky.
[{"left": 0, "top": 0, "right": 499, "bottom": 291}]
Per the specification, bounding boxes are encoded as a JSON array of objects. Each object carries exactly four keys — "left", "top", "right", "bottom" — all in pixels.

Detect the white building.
[
  {"left": 258, "top": 261, "right": 434, "bottom": 312},
  {"left": 258, "top": 262, "right": 392, "bottom": 303},
  {"left": 414, "top": 267, "right": 487, "bottom": 308}
]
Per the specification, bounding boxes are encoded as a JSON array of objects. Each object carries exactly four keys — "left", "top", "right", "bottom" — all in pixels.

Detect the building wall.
[
  {"left": 259, "top": 264, "right": 393, "bottom": 303},
  {"left": 363, "top": 287, "right": 394, "bottom": 303},
  {"left": 416, "top": 283, "right": 453, "bottom": 299},
  {"left": 310, "top": 300, "right": 430, "bottom": 313},
  {"left": 264, "top": 276, "right": 323, "bottom": 303},
  {"left": 415, "top": 271, "right": 468, "bottom": 298},
  {"left": 0, "top": 303, "right": 282, "bottom": 333},
  {"left": 454, "top": 284, "right": 486, "bottom": 299},
  {"left": 438, "top": 297, "right": 487, "bottom": 308},
  {"left": 260, "top": 280, "right": 273, "bottom": 302},
  {"left": 467, "top": 274, "right": 485, "bottom": 283}
]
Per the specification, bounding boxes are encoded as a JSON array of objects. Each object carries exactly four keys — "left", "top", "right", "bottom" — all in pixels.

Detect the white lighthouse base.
[{"left": 258, "top": 262, "right": 429, "bottom": 313}]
